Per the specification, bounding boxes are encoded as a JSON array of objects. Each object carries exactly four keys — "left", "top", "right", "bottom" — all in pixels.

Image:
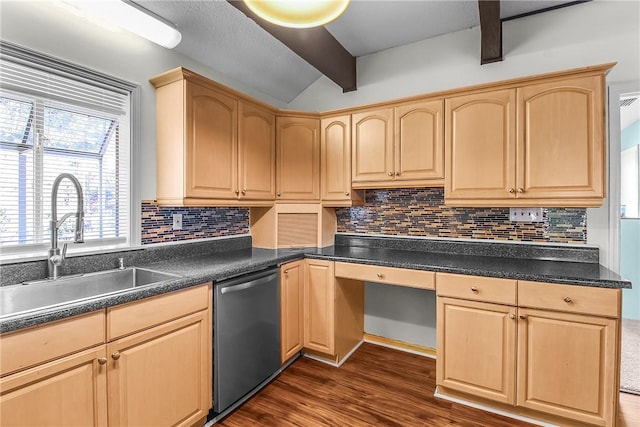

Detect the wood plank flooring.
[{"left": 218, "top": 343, "right": 536, "bottom": 426}]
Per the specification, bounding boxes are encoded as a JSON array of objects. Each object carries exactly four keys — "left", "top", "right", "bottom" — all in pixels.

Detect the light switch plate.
[
  {"left": 509, "top": 208, "right": 544, "bottom": 223},
  {"left": 172, "top": 213, "right": 183, "bottom": 230}
]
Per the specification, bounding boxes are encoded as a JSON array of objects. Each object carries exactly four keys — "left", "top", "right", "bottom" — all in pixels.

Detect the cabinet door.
[
  {"left": 517, "top": 75, "right": 605, "bottom": 201},
  {"left": 395, "top": 100, "right": 444, "bottom": 183},
  {"left": 280, "top": 261, "right": 304, "bottom": 363},
  {"left": 303, "top": 259, "right": 335, "bottom": 355},
  {"left": 186, "top": 81, "right": 238, "bottom": 199},
  {"left": 276, "top": 116, "right": 320, "bottom": 200},
  {"left": 436, "top": 297, "right": 516, "bottom": 405},
  {"left": 107, "top": 311, "right": 211, "bottom": 427},
  {"left": 445, "top": 90, "right": 517, "bottom": 201},
  {"left": 351, "top": 108, "right": 394, "bottom": 183},
  {"left": 0, "top": 346, "right": 107, "bottom": 427},
  {"left": 517, "top": 308, "right": 617, "bottom": 427},
  {"left": 321, "top": 115, "right": 352, "bottom": 202},
  {"left": 239, "top": 101, "right": 275, "bottom": 200}
]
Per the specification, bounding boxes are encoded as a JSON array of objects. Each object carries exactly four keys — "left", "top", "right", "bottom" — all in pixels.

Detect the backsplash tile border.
[{"left": 335, "top": 188, "right": 587, "bottom": 244}]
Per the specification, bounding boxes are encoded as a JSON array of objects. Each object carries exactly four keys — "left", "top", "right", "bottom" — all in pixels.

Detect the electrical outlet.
[
  {"left": 509, "top": 208, "right": 544, "bottom": 223},
  {"left": 172, "top": 213, "right": 183, "bottom": 230}
]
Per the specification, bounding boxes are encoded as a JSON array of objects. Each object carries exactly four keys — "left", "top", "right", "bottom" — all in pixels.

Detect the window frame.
[{"left": 0, "top": 41, "right": 141, "bottom": 261}]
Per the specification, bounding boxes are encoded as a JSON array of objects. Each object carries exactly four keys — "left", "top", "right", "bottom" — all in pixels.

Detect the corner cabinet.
[
  {"left": 445, "top": 66, "right": 611, "bottom": 207},
  {"left": 150, "top": 67, "right": 275, "bottom": 206},
  {"left": 351, "top": 99, "right": 444, "bottom": 189},
  {"left": 276, "top": 115, "right": 320, "bottom": 201}
]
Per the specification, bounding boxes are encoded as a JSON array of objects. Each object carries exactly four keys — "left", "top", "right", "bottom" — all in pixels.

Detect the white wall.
[
  {"left": 289, "top": 0, "right": 640, "bottom": 112},
  {"left": 0, "top": 1, "right": 287, "bottom": 202}
]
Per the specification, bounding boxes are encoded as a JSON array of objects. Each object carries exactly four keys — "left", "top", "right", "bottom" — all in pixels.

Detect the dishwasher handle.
[{"left": 219, "top": 273, "right": 277, "bottom": 295}]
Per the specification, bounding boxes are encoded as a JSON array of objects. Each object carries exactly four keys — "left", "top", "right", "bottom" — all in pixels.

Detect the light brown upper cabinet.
[
  {"left": 351, "top": 100, "right": 444, "bottom": 189},
  {"left": 445, "top": 69, "right": 608, "bottom": 207},
  {"left": 276, "top": 115, "right": 320, "bottom": 201},
  {"left": 238, "top": 101, "right": 276, "bottom": 200},
  {"left": 321, "top": 114, "right": 364, "bottom": 206},
  {"left": 150, "top": 67, "right": 275, "bottom": 206}
]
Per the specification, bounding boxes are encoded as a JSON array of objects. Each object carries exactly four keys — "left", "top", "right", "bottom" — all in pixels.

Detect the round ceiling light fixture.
[{"left": 243, "top": 0, "right": 350, "bottom": 29}]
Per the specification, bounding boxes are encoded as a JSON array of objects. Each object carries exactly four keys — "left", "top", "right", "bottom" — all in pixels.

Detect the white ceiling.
[{"left": 137, "top": 0, "right": 581, "bottom": 104}]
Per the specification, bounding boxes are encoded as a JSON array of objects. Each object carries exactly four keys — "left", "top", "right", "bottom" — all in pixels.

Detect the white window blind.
[{"left": 0, "top": 47, "right": 133, "bottom": 257}]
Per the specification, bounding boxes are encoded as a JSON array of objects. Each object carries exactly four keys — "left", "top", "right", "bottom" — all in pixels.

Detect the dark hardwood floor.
[{"left": 218, "top": 343, "right": 537, "bottom": 426}]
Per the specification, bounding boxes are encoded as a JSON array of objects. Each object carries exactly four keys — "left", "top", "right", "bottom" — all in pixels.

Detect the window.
[{"left": 0, "top": 42, "right": 139, "bottom": 259}]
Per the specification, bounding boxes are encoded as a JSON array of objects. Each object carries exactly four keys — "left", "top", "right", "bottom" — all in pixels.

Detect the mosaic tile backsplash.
[
  {"left": 141, "top": 201, "right": 249, "bottom": 244},
  {"left": 336, "top": 188, "right": 587, "bottom": 243}
]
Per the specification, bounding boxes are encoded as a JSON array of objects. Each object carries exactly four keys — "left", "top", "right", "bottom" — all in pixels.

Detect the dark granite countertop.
[{"left": 0, "top": 235, "right": 631, "bottom": 334}]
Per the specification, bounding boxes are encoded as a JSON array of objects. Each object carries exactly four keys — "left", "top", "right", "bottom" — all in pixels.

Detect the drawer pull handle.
[
  {"left": 563, "top": 296, "right": 572, "bottom": 303},
  {"left": 376, "top": 273, "right": 383, "bottom": 278},
  {"left": 519, "top": 315, "right": 527, "bottom": 320},
  {"left": 509, "top": 314, "right": 516, "bottom": 320},
  {"left": 98, "top": 357, "right": 107, "bottom": 365},
  {"left": 470, "top": 286, "right": 478, "bottom": 292},
  {"left": 111, "top": 352, "right": 121, "bottom": 361}
]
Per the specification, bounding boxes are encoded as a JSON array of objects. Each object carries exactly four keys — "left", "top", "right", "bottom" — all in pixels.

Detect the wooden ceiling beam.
[
  {"left": 478, "top": 0, "right": 502, "bottom": 64},
  {"left": 228, "top": 0, "right": 357, "bottom": 93}
]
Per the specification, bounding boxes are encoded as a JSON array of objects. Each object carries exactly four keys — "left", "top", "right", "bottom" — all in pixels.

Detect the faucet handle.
[{"left": 61, "top": 243, "right": 68, "bottom": 260}]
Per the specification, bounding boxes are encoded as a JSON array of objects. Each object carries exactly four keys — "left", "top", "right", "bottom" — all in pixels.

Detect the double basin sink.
[{"left": 0, "top": 267, "right": 180, "bottom": 318}]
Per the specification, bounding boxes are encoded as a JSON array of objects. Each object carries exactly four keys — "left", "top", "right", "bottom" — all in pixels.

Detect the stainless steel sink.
[{"left": 0, "top": 267, "right": 180, "bottom": 318}]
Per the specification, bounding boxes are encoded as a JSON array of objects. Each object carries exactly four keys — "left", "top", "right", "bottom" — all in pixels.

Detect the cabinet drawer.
[
  {"left": 436, "top": 273, "right": 516, "bottom": 305},
  {"left": 518, "top": 281, "right": 620, "bottom": 318},
  {"left": 107, "top": 283, "right": 210, "bottom": 340},
  {"left": 0, "top": 311, "right": 105, "bottom": 376},
  {"left": 334, "top": 262, "right": 435, "bottom": 290}
]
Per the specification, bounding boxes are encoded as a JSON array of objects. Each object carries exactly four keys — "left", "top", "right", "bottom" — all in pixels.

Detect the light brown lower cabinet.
[
  {"left": 0, "top": 284, "right": 212, "bottom": 427},
  {"left": 436, "top": 273, "right": 621, "bottom": 427},
  {"left": 280, "top": 259, "right": 363, "bottom": 365},
  {"left": 280, "top": 260, "right": 304, "bottom": 363}
]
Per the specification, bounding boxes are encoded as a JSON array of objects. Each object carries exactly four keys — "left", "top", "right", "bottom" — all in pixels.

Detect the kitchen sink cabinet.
[
  {"left": 436, "top": 273, "right": 621, "bottom": 427},
  {"left": 351, "top": 99, "right": 444, "bottom": 189},
  {"left": 320, "top": 114, "right": 364, "bottom": 206},
  {"left": 0, "top": 284, "right": 212, "bottom": 427},
  {"left": 150, "top": 67, "right": 275, "bottom": 206},
  {"left": 107, "top": 311, "right": 210, "bottom": 427},
  {"left": 280, "top": 260, "right": 305, "bottom": 364},
  {"left": 445, "top": 67, "right": 610, "bottom": 207},
  {"left": 0, "top": 346, "right": 108, "bottom": 427},
  {"left": 276, "top": 115, "right": 320, "bottom": 201}
]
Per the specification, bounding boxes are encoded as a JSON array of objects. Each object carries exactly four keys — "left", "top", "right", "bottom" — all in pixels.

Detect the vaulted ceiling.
[{"left": 137, "top": 0, "right": 583, "bottom": 104}]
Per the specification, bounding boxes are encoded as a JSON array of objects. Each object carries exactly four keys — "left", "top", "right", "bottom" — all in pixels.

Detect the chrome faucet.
[{"left": 48, "top": 173, "right": 84, "bottom": 279}]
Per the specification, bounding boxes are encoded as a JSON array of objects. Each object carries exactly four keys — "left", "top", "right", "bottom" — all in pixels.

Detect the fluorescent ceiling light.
[
  {"left": 64, "top": 0, "right": 182, "bottom": 49},
  {"left": 243, "top": 0, "right": 350, "bottom": 29}
]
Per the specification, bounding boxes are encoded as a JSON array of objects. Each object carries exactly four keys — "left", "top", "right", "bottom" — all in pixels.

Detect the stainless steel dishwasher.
[{"left": 212, "top": 267, "right": 281, "bottom": 415}]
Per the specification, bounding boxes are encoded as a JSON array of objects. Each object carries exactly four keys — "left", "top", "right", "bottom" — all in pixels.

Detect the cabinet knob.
[
  {"left": 519, "top": 315, "right": 527, "bottom": 320},
  {"left": 98, "top": 357, "right": 107, "bottom": 365},
  {"left": 235, "top": 190, "right": 239, "bottom": 195},
  {"left": 376, "top": 272, "right": 383, "bottom": 278},
  {"left": 395, "top": 172, "right": 400, "bottom": 176},
  {"left": 345, "top": 192, "right": 349, "bottom": 196},
  {"left": 470, "top": 286, "right": 478, "bottom": 293},
  {"left": 111, "top": 352, "right": 121, "bottom": 361},
  {"left": 509, "top": 314, "right": 516, "bottom": 320},
  {"left": 241, "top": 189, "right": 246, "bottom": 195},
  {"left": 387, "top": 172, "right": 393, "bottom": 176},
  {"left": 277, "top": 192, "right": 281, "bottom": 197},
  {"left": 284, "top": 269, "right": 288, "bottom": 274},
  {"left": 563, "top": 296, "right": 572, "bottom": 303},
  {"left": 517, "top": 188, "right": 524, "bottom": 193},
  {"left": 508, "top": 188, "right": 515, "bottom": 194}
]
